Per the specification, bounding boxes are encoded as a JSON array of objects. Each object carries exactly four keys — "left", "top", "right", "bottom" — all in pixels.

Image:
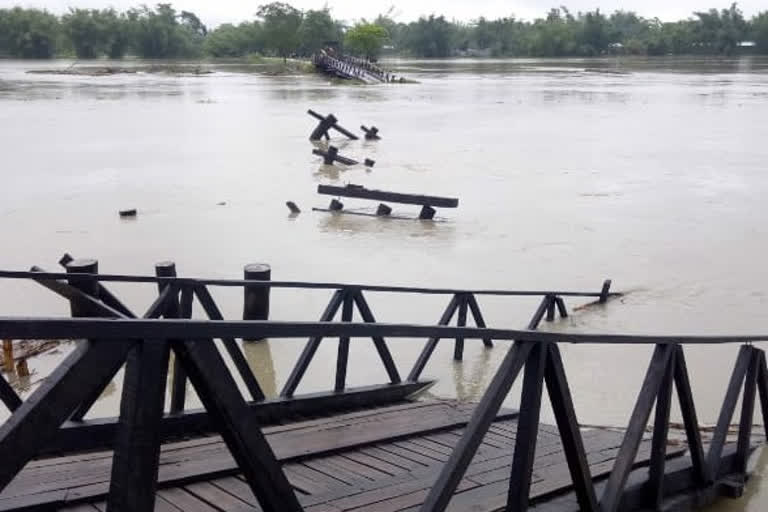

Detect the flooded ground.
[{"left": 1, "top": 56, "right": 768, "bottom": 509}]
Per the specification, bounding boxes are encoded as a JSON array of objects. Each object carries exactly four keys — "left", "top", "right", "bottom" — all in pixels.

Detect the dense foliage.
[
  {"left": 345, "top": 23, "right": 389, "bottom": 59},
  {"left": 1, "top": 2, "right": 767, "bottom": 59}
]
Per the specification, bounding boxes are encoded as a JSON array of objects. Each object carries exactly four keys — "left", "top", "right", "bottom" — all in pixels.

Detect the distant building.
[{"left": 737, "top": 41, "right": 757, "bottom": 55}]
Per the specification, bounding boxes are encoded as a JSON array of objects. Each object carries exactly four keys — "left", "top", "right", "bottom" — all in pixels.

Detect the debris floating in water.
[
  {"left": 286, "top": 201, "right": 301, "bottom": 214},
  {"left": 119, "top": 209, "right": 137, "bottom": 218}
]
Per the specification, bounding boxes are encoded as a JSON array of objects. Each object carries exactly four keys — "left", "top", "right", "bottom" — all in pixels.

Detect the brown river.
[{"left": 1, "top": 56, "right": 767, "bottom": 510}]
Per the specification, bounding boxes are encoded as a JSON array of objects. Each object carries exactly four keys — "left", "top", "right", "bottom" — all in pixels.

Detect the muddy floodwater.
[{"left": 1, "top": 56, "right": 768, "bottom": 510}]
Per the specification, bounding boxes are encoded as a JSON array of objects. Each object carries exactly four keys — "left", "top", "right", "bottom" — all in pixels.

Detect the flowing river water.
[{"left": 1, "top": 56, "right": 768, "bottom": 510}]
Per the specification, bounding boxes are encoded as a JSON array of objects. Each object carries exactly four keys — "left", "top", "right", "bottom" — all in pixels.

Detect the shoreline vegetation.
[
  {"left": 0, "top": 3, "right": 766, "bottom": 64},
  {"left": 22, "top": 56, "right": 316, "bottom": 77}
]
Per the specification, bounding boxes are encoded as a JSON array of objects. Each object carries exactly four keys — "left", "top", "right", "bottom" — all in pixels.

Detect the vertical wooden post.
[
  {"left": 107, "top": 336, "right": 170, "bottom": 511},
  {"left": 335, "top": 290, "right": 354, "bottom": 392},
  {"left": 155, "top": 262, "right": 187, "bottom": 415},
  {"left": 15, "top": 359, "right": 29, "bottom": 378},
  {"left": 243, "top": 264, "right": 271, "bottom": 342},
  {"left": 546, "top": 295, "right": 556, "bottom": 322},
  {"left": 2, "top": 341, "right": 12, "bottom": 373},
  {"left": 65, "top": 259, "right": 99, "bottom": 317},
  {"left": 599, "top": 280, "right": 612, "bottom": 303},
  {"left": 648, "top": 349, "right": 676, "bottom": 509},
  {"left": 67, "top": 259, "right": 108, "bottom": 421},
  {"left": 454, "top": 295, "right": 468, "bottom": 361},
  {"left": 736, "top": 348, "right": 759, "bottom": 475},
  {"left": 507, "top": 343, "right": 547, "bottom": 512},
  {"left": 555, "top": 297, "right": 568, "bottom": 318}
]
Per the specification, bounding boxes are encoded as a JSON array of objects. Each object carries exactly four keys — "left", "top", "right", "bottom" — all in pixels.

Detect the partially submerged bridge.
[
  {"left": 312, "top": 52, "right": 396, "bottom": 84},
  {"left": 0, "top": 258, "right": 764, "bottom": 512}
]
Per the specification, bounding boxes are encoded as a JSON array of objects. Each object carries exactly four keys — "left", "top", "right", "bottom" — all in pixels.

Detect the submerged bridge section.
[
  {"left": 0, "top": 259, "right": 763, "bottom": 512},
  {"left": 312, "top": 53, "right": 394, "bottom": 84}
]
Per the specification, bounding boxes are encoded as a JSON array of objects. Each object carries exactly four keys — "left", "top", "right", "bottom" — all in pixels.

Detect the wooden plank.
[
  {"left": 209, "top": 477, "right": 259, "bottom": 506},
  {"left": 507, "top": 342, "right": 547, "bottom": 511},
  {"left": 544, "top": 344, "right": 598, "bottom": 512},
  {"left": 305, "top": 458, "right": 373, "bottom": 486},
  {"left": 41, "top": 382, "right": 432, "bottom": 456},
  {"left": 342, "top": 452, "right": 407, "bottom": 477},
  {"left": 2, "top": 401, "right": 489, "bottom": 509},
  {"left": 325, "top": 455, "right": 393, "bottom": 481},
  {"left": 14, "top": 318, "right": 760, "bottom": 347},
  {"left": 171, "top": 338, "right": 301, "bottom": 512},
  {"left": 419, "top": 342, "right": 533, "bottom": 512},
  {"left": 286, "top": 464, "right": 350, "bottom": 492},
  {"left": 185, "top": 481, "right": 261, "bottom": 511},
  {"left": 317, "top": 185, "right": 459, "bottom": 208},
  {"left": 0, "top": 340, "right": 133, "bottom": 494},
  {"left": 4, "top": 269, "right": 611, "bottom": 299},
  {"left": 194, "top": 285, "right": 265, "bottom": 402},
  {"left": 359, "top": 447, "right": 425, "bottom": 471},
  {"left": 158, "top": 487, "right": 219, "bottom": 512},
  {"left": 600, "top": 344, "right": 674, "bottom": 512},
  {"left": 281, "top": 290, "right": 344, "bottom": 397},
  {"left": 706, "top": 345, "right": 751, "bottom": 477}
]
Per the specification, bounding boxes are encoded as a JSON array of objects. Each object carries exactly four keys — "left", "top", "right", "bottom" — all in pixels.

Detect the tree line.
[{"left": 1, "top": 2, "right": 767, "bottom": 60}]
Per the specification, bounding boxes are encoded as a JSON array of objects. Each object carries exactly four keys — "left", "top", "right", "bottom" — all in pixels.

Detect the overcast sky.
[{"left": 2, "top": 0, "right": 765, "bottom": 27}]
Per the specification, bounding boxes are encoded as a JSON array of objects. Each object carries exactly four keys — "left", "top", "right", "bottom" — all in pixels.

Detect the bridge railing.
[
  {"left": 0, "top": 259, "right": 614, "bottom": 410},
  {"left": 0, "top": 315, "right": 765, "bottom": 511}
]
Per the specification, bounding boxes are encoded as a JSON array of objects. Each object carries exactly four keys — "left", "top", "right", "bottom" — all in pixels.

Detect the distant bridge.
[{"left": 312, "top": 52, "right": 395, "bottom": 84}]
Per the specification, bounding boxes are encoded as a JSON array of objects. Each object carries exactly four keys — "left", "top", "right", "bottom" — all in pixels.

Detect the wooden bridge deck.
[{"left": 0, "top": 400, "right": 693, "bottom": 512}]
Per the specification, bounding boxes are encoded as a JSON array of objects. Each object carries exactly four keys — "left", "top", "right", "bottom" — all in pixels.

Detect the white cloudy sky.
[{"left": 1, "top": 0, "right": 764, "bottom": 27}]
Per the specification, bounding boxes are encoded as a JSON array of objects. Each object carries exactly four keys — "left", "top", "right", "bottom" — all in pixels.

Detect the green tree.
[
  {"left": 374, "top": 8, "right": 403, "bottom": 51},
  {"left": 402, "top": 15, "right": 456, "bottom": 57},
  {"left": 753, "top": 12, "right": 768, "bottom": 52},
  {"left": 297, "top": 8, "right": 340, "bottom": 55},
  {"left": 693, "top": 3, "right": 747, "bottom": 54},
  {"left": 0, "top": 7, "right": 59, "bottom": 58},
  {"left": 344, "top": 23, "right": 389, "bottom": 59},
  {"left": 205, "top": 22, "right": 263, "bottom": 57},
  {"left": 127, "top": 4, "right": 204, "bottom": 58},
  {"left": 257, "top": 2, "right": 302, "bottom": 61},
  {"left": 61, "top": 8, "right": 128, "bottom": 58},
  {"left": 579, "top": 9, "right": 609, "bottom": 55}
]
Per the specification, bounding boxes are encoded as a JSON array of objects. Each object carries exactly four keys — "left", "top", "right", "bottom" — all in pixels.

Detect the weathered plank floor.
[{"left": 1, "top": 401, "right": 688, "bottom": 512}]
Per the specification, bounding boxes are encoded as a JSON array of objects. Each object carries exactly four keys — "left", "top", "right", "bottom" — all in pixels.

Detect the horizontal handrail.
[
  {"left": 0, "top": 317, "right": 766, "bottom": 345},
  {"left": 0, "top": 270, "right": 613, "bottom": 298}
]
